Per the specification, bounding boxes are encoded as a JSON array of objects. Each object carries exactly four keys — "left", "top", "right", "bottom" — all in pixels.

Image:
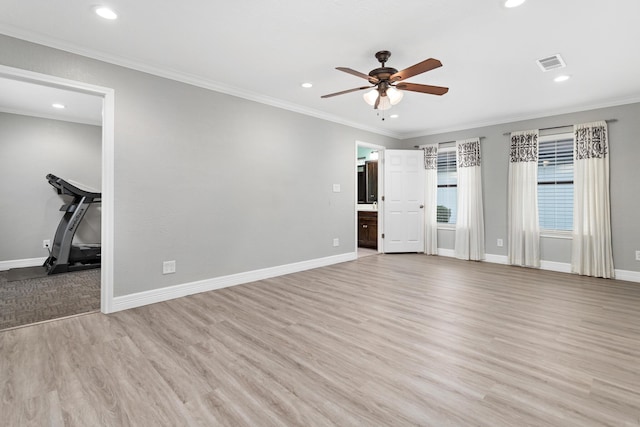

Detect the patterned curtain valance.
[
  {"left": 456, "top": 138, "right": 481, "bottom": 168},
  {"left": 510, "top": 130, "right": 539, "bottom": 163},
  {"left": 423, "top": 144, "right": 438, "bottom": 170},
  {"left": 575, "top": 121, "right": 608, "bottom": 160}
]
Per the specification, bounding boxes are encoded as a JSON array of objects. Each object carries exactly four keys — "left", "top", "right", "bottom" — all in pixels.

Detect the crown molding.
[
  {"left": 4, "top": 27, "right": 639, "bottom": 141},
  {"left": 399, "top": 95, "right": 640, "bottom": 139},
  {"left": 0, "top": 27, "right": 401, "bottom": 139}
]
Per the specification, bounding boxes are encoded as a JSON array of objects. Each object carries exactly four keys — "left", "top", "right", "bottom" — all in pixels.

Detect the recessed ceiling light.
[
  {"left": 390, "top": 114, "right": 399, "bottom": 119},
  {"left": 554, "top": 75, "right": 571, "bottom": 82},
  {"left": 301, "top": 82, "right": 313, "bottom": 88},
  {"left": 504, "top": 0, "right": 526, "bottom": 8},
  {"left": 52, "top": 103, "right": 66, "bottom": 109},
  {"left": 95, "top": 6, "right": 118, "bottom": 20}
]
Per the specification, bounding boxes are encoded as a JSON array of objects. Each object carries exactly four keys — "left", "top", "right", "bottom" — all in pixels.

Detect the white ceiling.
[
  {"left": 1, "top": 0, "right": 639, "bottom": 138},
  {"left": 0, "top": 77, "right": 103, "bottom": 125}
]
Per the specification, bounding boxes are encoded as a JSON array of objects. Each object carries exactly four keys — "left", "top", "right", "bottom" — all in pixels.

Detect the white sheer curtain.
[
  {"left": 508, "top": 130, "right": 540, "bottom": 267},
  {"left": 454, "top": 138, "right": 484, "bottom": 260},
  {"left": 423, "top": 144, "right": 438, "bottom": 255},
  {"left": 572, "top": 121, "right": 615, "bottom": 278}
]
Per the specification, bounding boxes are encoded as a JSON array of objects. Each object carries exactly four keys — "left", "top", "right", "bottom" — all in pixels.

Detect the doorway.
[
  {"left": 355, "top": 140, "right": 384, "bottom": 256},
  {"left": 0, "top": 65, "right": 115, "bottom": 328}
]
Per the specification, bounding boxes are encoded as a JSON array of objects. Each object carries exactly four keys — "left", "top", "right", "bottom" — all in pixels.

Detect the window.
[
  {"left": 537, "top": 133, "right": 573, "bottom": 231},
  {"left": 437, "top": 146, "right": 457, "bottom": 224}
]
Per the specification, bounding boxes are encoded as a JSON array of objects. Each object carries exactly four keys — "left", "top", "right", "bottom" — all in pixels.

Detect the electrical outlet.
[
  {"left": 43, "top": 239, "right": 51, "bottom": 249},
  {"left": 497, "top": 238, "right": 504, "bottom": 247},
  {"left": 333, "top": 238, "right": 340, "bottom": 247},
  {"left": 163, "top": 260, "right": 176, "bottom": 274},
  {"left": 636, "top": 250, "right": 640, "bottom": 261}
]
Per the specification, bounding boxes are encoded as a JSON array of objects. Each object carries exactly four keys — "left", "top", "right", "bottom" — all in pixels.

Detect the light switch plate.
[{"left": 333, "top": 184, "right": 341, "bottom": 193}]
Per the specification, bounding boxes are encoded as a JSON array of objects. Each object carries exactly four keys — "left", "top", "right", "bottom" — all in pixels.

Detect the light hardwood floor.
[{"left": 1, "top": 254, "right": 639, "bottom": 426}]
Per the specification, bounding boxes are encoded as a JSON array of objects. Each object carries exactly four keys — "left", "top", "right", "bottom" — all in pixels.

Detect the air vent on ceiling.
[{"left": 536, "top": 54, "right": 566, "bottom": 72}]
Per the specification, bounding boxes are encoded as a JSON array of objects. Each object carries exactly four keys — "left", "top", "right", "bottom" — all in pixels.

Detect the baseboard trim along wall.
[
  {"left": 112, "top": 252, "right": 358, "bottom": 312},
  {"left": 438, "top": 249, "right": 640, "bottom": 283},
  {"left": 0, "top": 257, "right": 47, "bottom": 271},
  {"left": 614, "top": 269, "right": 640, "bottom": 283},
  {"left": 3, "top": 250, "right": 637, "bottom": 314}
]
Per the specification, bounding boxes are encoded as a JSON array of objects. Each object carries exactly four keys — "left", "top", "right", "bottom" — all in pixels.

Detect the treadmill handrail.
[{"left": 46, "top": 173, "right": 101, "bottom": 201}]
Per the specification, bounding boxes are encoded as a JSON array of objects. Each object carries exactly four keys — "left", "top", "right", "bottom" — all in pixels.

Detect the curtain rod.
[
  {"left": 414, "top": 136, "right": 485, "bottom": 149},
  {"left": 502, "top": 119, "right": 617, "bottom": 136}
]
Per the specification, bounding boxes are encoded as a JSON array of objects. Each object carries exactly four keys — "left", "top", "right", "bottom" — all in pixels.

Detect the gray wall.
[
  {"left": 0, "top": 35, "right": 401, "bottom": 297},
  {"left": 404, "top": 102, "right": 640, "bottom": 272},
  {"left": 0, "top": 112, "right": 101, "bottom": 261}
]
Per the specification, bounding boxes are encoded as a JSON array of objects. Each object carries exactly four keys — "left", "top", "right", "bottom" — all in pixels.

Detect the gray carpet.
[
  {"left": 7, "top": 265, "right": 49, "bottom": 281},
  {"left": 0, "top": 268, "right": 100, "bottom": 331}
]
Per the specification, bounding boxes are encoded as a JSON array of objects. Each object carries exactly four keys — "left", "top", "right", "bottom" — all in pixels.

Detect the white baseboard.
[
  {"left": 0, "top": 257, "right": 47, "bottom": 271},
  {"left": 437, "top": 248, "right": 455, "bottom": 258},
  {"left": 112, "top": 252, "right": 357, "bottom": 312},
  {"left": 614, "top": 269, "right": 640, "bottom": 283},
  {"left": 540, "top": 260, "right": 572, "bottom": 273},
  {"left": 484, "top": 253, "right": 509, "bottom": 264},
  {"left": 436, "top": 247, "right": 640, "bottom": 283}
]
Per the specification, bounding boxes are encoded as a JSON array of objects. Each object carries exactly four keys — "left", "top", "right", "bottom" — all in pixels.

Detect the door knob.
[{"left": 419, "top": 205, "right": 424, "bottom": 209}]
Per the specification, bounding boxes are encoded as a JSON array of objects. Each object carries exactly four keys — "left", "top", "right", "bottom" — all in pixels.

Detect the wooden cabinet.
[{"left": 358, "top": 211, "right": 378, "bottom": 249}]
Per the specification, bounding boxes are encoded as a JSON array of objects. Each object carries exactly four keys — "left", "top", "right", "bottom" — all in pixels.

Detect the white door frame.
[
  {"left": 0, "top": 65, "right": 116, "bottom": 313},
  {"left": 355, "top": 140, "right": 385, "bottom": 253}
]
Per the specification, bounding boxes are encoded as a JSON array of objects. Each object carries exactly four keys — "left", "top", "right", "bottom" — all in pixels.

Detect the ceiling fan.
[{"left": 321, "top": 50, "right": 449, "bottom": 110}]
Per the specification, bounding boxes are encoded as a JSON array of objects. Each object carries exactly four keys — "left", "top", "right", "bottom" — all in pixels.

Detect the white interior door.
[{"left": 383, "top": 149, "right": 425, "bottom": 253}]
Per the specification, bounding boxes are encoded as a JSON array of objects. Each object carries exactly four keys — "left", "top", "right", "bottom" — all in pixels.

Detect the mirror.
[
  {"left": 358, "top": 161, "right": 377, "bottom": 203},
  {"left": 357, "top": 147, "right": 378, "bottom": 204}
]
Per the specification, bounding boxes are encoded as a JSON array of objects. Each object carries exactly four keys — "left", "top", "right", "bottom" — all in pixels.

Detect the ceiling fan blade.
[
  {"left": 390, "top": 58, "right": 442, "bottom": 82},
  {"left": 320, "top": 86, "right": 372, "bottom": 98},
  {"left": 336, "top": 67, "right": 380, "bottom": 83},
  {"left": 396, "top": 82, "right": 449, "bottom": 96}
]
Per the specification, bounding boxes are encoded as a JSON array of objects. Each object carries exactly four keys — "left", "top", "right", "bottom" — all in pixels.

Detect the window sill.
[{"left": 540, "top": 230, "right": 572, "bottom": 239}]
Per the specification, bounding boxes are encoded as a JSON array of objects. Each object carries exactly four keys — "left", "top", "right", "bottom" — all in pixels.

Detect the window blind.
[
  {"left": 437, "top": 150, "right": 457, "bottom": 224},
  {"left": 538, "top": 136, "right": 573, "bottom": 230}
]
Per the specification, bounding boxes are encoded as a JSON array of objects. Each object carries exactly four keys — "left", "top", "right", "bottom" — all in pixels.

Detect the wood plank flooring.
[{"left": 1, "top": 254, "right": 639, "bottom": 426}]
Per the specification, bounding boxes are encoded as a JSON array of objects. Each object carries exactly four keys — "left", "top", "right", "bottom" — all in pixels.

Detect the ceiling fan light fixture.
[
  {"left": 363, "top": 89, "right": 379, "bottom": 106},
  {"left": 377, "top": 96, "right": 392, "bottom": 111},
  {"left": 387, "top": 87, "right": 403, "bottom": 105},
  {"left": 363, "top": 87, "right": 402, "bottom": 109}
]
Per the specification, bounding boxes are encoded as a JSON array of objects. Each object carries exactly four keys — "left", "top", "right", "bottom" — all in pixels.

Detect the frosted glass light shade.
[
  {"left": 363, "top": 87, "right": 402, "bottom": 110},
  {"left": 363, "top": 89, "right": 379, "bottom": 106},
  {"left": 377, "top": 96, "right": 392, "bottom": 110},
  {"left": 386, "top": 87, "right": 403, "bottom": 105}
]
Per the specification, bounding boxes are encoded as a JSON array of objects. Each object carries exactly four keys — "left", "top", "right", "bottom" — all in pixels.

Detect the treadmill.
[{"left": 43, "top": 173, "right": 101, "bottom": 275}]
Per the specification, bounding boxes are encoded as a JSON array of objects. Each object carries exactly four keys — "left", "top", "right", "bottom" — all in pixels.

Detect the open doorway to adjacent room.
[
  {"left": 355, "top": 141, "right": 384, "bottom": 258},
  {"left": 0, "top": 66, "right": 114, "bottom": 330}
]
